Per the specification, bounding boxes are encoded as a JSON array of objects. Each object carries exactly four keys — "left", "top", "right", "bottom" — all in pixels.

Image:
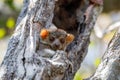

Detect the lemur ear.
[
  {"left": 66, "top": 34, "right": 74, "bottom": 44},
  {"left": 40, "top": 29, "right": 49, "bottom": 39}
]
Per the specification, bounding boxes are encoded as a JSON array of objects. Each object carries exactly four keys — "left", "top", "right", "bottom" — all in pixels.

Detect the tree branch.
[{"left": 89, "top": 30, "right": 120, "bottom": 80}]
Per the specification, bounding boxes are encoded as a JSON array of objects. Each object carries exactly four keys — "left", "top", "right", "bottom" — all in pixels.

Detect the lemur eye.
[
  {"left": 60, "top": 38, "right": 65, "bottom": 43},
  {"left": 49, "top": 36, "right": 55, "bottom": 42}
]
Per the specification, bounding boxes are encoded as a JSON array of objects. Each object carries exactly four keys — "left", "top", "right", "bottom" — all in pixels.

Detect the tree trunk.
[
  {"left": 0, "top": 0, "right": 103, "bottom": 80},
  {"left": 89, "top": 30, "right": 120, "bottom": 80}
]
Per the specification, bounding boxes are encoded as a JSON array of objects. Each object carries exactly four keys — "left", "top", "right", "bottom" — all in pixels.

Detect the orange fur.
[
  {"left": 40, "top": 29, "right": 49, "bottom": 39},
  {"left": 66, "top": 34, "right": 74, "bottom": 43}
]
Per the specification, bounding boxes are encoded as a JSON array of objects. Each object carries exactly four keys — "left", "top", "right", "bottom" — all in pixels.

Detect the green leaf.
[
  {"left": 6, "top": 17, "right": 15, "bottom": 29},
  {"left": 0, "top": 28, "right": 6, "bottom": 38},
  {"left": 74, "top": 72, "right": 83, "bottom": 80},
  {"left": 94, "top": 57, "right": 101, "bottom": 67}
]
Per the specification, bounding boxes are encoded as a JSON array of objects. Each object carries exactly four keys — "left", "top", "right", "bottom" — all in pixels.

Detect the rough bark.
[
  {"left": 0, "top": 0, "right": 103, "bottom": 80},
  {"left": 88, "top": 30, "right": 120, "bottom": 80}
]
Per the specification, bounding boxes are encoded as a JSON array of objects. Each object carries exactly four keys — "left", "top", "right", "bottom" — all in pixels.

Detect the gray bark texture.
[
  {"left": 89, "top": 30, "right": 120, "bottom": 80},
  {"left": 0, "top": 0, "right": 103, "bottom": 80}
]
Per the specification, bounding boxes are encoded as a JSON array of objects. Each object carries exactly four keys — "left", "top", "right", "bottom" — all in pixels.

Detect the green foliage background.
[{"left": 0, "top": 0, "right": 21, "bottom": 39}]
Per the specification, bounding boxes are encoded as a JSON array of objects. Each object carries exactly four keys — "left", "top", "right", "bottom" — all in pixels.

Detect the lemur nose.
[{"left": 54, "top": 44, "right": 60, "bottom": 48}]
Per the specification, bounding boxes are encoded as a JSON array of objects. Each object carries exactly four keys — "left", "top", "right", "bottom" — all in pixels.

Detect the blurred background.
[{"left": 0, "top": 0, "right": 120, "bottom": 80}]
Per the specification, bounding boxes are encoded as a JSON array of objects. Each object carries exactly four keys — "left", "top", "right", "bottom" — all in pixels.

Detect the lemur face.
[{"left": 40, "top": 28, "right": 74, "bottom": 51}]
